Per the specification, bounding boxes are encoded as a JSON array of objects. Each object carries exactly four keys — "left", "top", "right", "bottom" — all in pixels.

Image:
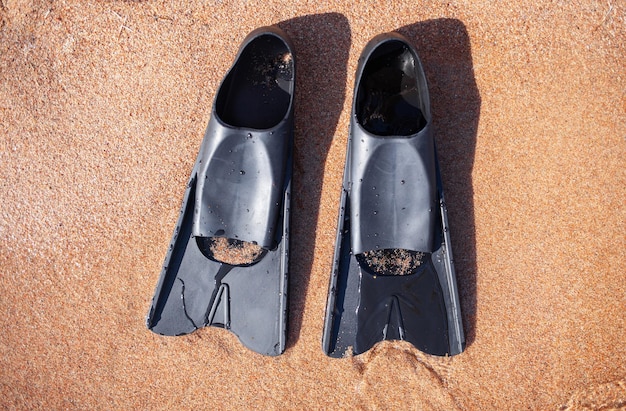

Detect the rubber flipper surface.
[
  {"left": 146, "top": 26, "right": 294, "bottom": 356},
  {"left": 322, "top": 33, "right": 464, "bottom": 358}
]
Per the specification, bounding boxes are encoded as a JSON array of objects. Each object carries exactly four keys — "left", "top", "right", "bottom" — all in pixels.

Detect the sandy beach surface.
[{"left": 1, "top": 1, "right": 624, "bottom": 409}]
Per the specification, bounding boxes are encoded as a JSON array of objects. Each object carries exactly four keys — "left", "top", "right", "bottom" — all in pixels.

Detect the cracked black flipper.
[{"left": 146, "top": 26, "right": 293, "bottom": 356}]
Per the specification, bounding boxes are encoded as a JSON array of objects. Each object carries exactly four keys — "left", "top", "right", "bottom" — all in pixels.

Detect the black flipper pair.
[{"left": 146, "top": 28, "right": 464, "bottom": 358}]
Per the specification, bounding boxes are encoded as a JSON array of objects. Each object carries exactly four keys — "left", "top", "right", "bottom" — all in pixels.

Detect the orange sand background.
[{"left": 1, "top": 1, "right": 625, "bottom": 409}]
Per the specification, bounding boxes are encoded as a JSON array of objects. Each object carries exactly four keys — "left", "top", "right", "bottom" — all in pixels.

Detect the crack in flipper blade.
[{"left": 179, "top": 278, "right": 199, "bottom": 330}]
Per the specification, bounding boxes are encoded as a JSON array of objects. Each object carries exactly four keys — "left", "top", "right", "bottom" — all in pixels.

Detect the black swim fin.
[
  {"left": 146, "top": 26, "right": 294, "bottom": 356},
  {"left": 322, "top": 33, "right": 465, "bottom": 357}
]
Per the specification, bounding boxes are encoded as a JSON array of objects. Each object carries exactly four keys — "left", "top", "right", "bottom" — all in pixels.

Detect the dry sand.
[{"left": 1, "top": 0, "right": 625, "bottom": 409}]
